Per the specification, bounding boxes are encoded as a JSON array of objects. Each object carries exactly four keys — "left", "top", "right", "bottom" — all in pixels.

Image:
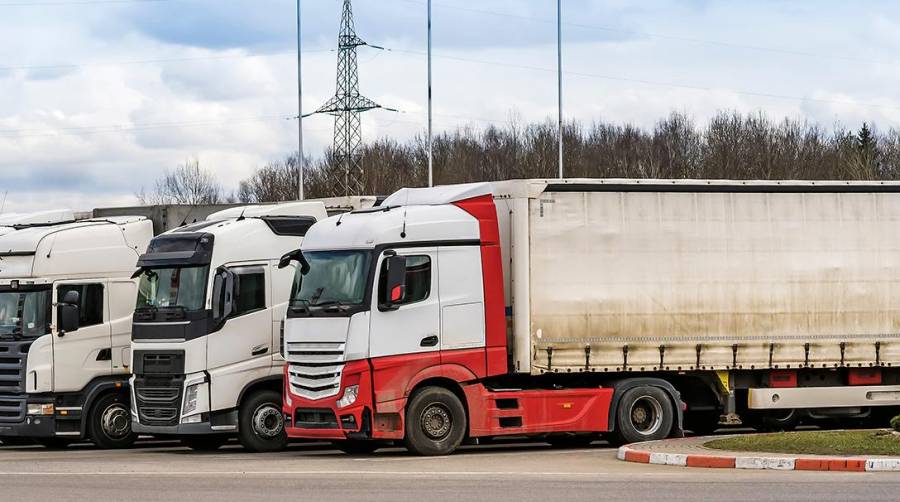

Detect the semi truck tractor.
[
  {"left": 0, "top": 210, "right": 153, "bottom": 448},
  {"left": 282, "top": 179, "right": 900, "bottom": 455},
  {"left": 129, "top": 199, "right": 375, "bottom": 452}
]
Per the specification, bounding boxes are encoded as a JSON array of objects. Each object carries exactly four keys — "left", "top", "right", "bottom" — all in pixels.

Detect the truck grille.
[
  {"left": 0, "top": 341, "right": 31, "bottom": 424},
  {"left": 286, "top": 341, "right": 345, "bottom": 400},
  {"left": 134, "top": 376, "right": 183, "bottom": 427}
]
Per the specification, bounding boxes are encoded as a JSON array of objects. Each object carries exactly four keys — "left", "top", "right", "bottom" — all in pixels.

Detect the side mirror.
[
  {"left": 278, "top": 249, "right": 310, "bottom": 274},
  {"left": 380, "top": 255, "right": 407, "bottom": 311},
  {"left": 57, "top": 290, "right": 80, "bottom": 334},
  {"left": 212, "top": 268, "right": 235, "bottom": 322}
]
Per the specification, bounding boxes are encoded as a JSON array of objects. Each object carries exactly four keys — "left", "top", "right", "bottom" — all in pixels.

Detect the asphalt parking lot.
[{"left": 2, "top": 438, "right": 900, "bottom": 501}]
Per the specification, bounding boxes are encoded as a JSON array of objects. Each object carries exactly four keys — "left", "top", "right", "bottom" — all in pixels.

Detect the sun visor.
[{"left": 136, "top": 233, "right": 215, "bottom": 268}]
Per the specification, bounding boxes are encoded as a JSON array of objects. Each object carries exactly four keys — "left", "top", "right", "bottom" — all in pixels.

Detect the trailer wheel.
[
  {"left": 613, "top": 386, "right": 675, "bottom": 444},
  {"left": 756, "top": 409, "right": 800, "bottom": 432},
  {"left": 182, "top": 436, "right": 228, "bottom": 451},
  {"left": 238, "top": 390, "right": 287, "bottom": 452},
  {"left": 88, "top": 393, "right": 136, "bottom": 449},
  {"left": 403, "top": 386, "right": 467, "bottom": 456},
  {"left": 333, "top": 440, "right": 381, "bottom": 455}
]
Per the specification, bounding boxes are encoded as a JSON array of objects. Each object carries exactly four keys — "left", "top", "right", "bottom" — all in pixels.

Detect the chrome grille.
[{"left": 286, "top": 341, "right": 345, "bottom": 400}]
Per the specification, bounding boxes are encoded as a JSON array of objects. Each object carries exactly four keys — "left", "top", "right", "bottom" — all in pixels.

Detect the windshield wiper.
[
  {"left": 289, "top": 299, "right": 311, "bottom": 314},
  {"left": 310, "top": 300, "right": 349, "bottom": 313}
]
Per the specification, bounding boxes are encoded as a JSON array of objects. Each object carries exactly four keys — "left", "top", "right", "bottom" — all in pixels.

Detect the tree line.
[{"left": 138, "top": 111, "right": 900, "bottom": 205}]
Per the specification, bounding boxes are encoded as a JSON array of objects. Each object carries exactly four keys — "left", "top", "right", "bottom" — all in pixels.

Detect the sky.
[{"left": 3, "top": 0, "right": 900, "bottom": 212}]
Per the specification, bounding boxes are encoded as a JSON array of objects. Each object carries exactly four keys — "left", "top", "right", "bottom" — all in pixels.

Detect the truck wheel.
[
  {"left": 238, "top": 390, "right": 287, "bottom": 453},
  {"left": 88, "top": 393, "right": 136, "bottom": 449},
  {"left": 333, "top": 440, "right": 381, "bottom": 454},
  {"left": 613, "top": 386, "right": 675, "bottom": 445},
  {"left": 757, "top": 409, "right": 800, "bottom": 432},
  {"left": 182, "top": 436, "right": 228, "bottom": 451},
  {"left": 403, "top": 386, "right": 467, "bottom": 456}
]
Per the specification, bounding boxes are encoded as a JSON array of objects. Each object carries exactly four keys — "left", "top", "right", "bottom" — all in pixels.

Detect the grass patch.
[{"left": 704, "top": 430, "right": 900, "bottom": 456}]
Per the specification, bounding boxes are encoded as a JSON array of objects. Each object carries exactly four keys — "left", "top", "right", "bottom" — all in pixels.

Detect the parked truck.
[
  {"left": 282, "top": 179, "right": 900, "bottom": 455},
  {"left": 129, "top": 198, "right": 376, "bottom": 452},
  {"left": 0, "top": 210, "right": 153, "bottom": 448}
]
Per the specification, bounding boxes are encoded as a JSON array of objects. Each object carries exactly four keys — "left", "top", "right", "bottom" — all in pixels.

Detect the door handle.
[
  {"left": 420, "top": 335, "right": 439, "bottom": 347},
  {"left": 251, "top": 345, "right": 269, "bottom": 356}
]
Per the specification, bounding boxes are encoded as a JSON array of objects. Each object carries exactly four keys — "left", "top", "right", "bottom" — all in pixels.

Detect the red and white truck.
[{"left": 281, "top": 179, "right": 900, "bottom": 455}]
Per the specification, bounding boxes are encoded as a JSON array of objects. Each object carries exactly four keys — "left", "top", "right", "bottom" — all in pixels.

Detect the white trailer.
[
  {"left": 130, "top": 198, "right": 376, "bottom": 452},
  {"left": 0, "top": 210, "right": 153, "bottom": 448},
  {"left": 282, "top": 179, "right": 900, "bottom": 455}
]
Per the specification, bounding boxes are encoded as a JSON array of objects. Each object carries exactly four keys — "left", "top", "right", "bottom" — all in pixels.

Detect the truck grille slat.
[
  {"left": 134, "top": 377, "right": 183, "bottom": 427},
  {"left": 0, "top": 341, "right": 28, "bottom": 423},
  {"left": 287, "top": 341, "right": 345, "bottom": 400}
]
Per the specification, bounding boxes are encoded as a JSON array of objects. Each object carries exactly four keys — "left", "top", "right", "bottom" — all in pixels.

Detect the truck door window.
[
  {"left": 378, "top": 255, "right": 431, "bottom": 306},
  {"left": 57, "top": 284, "right": 104, "bottom": 328},
  {"left": 231, "top": 267, "right": 265, "bottom": 317}
]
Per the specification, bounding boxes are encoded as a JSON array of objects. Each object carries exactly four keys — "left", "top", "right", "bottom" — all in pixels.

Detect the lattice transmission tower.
[{"left": 308, "top": 0, "right": 394, "bottom": 196}]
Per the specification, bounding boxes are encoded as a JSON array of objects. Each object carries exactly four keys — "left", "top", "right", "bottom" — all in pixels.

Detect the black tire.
[
  {"left": 403, "top": 386, "right": 467, "bottom": 456},
  {"left": 88, "top": 393, "right": 136, "bottom": 449},
  {"left": 756, "top": 409, "right": 801, "bottom": 432},
  {"left": 333, "top": 440, "right": 381, "bottom": 454},
  {"left": 545, "top": 433, "right": 599, "bottom": 448},
  {"left": 35, "top": 438, "right": 72, "bottom": 449},
  {"left": 612, "top": 386, "right": 675, "bottom": 445},
  {"left": 238, "top": 390, "right": 287, "bottom": 453},
  {"left": 182, "top": 436, "right": 228, "bottom": 451}
]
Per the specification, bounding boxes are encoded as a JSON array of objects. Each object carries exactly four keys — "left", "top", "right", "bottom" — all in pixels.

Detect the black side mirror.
[
  {"left": 212, "top": 268, "right": 235, "bottom": 322},
  {"left": 380, "top": 255, "right": 407, "bottom": 311},
  {"left": 278, "top": 249, "right": 310, "bottom": 274},
  {"left": 57, "top": 290, "right": 80, "bottom": 335}
]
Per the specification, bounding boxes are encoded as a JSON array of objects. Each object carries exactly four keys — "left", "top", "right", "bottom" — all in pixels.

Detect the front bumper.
[
  {"left": 284, "top": 360, "right": 375, "bottom": 440},
  {"left": 0, "top": 397, "right": 67, "bottom": 438}
]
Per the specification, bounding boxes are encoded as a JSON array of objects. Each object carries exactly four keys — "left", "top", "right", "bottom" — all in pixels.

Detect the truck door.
[
  {"left": 206, "top": 264, "right": 272, "bottom": 412},
  {"left": 52, "top": 281, "right": 112, "bottom": 393},
  {"left": 369, "top": 248, "right": 441, "bottom": 403}
]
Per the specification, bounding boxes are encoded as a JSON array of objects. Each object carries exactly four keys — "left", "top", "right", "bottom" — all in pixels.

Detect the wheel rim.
[
  {"left": 420, "top": 403, "right": 452, "bottom": 441},
  {"left": 252, "top": 403, "right": 284, "bottom": 439},
  {"left": 629, "top": 395, "right": 664, "bottom": 436},
  {"left": 101, "top": 403, "right": 131, "bottom": 440}
]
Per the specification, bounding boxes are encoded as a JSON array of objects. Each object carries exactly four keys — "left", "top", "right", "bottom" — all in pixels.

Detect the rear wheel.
[
  {"left": 755, "top": 409, "right": 801, "bottom": 432},
  {"left": 238, "top": 390, "right": 287, "bottom": 452},
  {"left": 88, "top": 393, "right": 136, "bottom": 449},
  {"left": 333, "top": 440, "right": 381, "bottom": 454},
  {"left": 403, "top": 387, "right": 467, "bottom": 456},
  {"left": 182, "top": 436, "right": 228, "bottom": 451},
  {"left": 612, "top": 386, "right": 675, "bottom": 445}
]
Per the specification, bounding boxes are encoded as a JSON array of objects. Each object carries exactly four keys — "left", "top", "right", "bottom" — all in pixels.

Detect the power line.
[{"left": 392, "top": 0, "right": 898, "bottom": 68}]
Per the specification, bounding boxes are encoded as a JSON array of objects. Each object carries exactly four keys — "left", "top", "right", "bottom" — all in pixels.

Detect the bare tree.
[{"left": 137, "top": 158, "right": 223, "bottom": 205}]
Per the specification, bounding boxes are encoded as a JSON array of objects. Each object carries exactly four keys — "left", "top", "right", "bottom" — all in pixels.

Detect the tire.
[
  {"left": 333, "top": 440, "right": 381, "bottom": 455},
  {"left": 403, "top": 386, "right": 467, "bottom": 456},
  {"left": 35, "top": 438, "right": 72, "bottom": 449},
  {"left": 88, "top": 393, "right": 136, "bottom": 449},
  {"left": 238, "top": 390, "right": 287, "bottom": 453},
  {"left": 182, "top": 436, "right": 228, "bottom": 451},
  {"left": 612, "top": 386, "right": 675, "bottom": 445},
  {"left": 756, "top": 409, "right": 801, "bottom": 432},
  {"left": 545, "top": 433, "right": 599, "bottom": 448}
]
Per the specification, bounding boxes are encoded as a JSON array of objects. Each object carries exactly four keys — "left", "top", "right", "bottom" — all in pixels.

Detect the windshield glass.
[
  {"left": 0, "top": 289, "right": 51, "bottom": 338},
  {"left": 136, "top": 266, "right": 209, "bottom": 311},
  {"left": 291, "top": 251, "right": 371, "bottom": 307}
]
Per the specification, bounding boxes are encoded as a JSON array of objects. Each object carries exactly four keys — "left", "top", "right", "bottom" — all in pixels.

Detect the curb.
[{"left": 616, "top": 443, "right": 900, "bottom": 472}]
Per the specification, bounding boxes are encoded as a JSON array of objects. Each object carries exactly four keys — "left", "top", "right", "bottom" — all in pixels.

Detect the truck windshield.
[
  {"left": 0, "top": 289, "right": 51, "bottom": 339},
  {"left": 291, "top": 251, "right": 371, "bottom": 308},
  {"left": 136, "top": 266, "right": 209, "bottom": 311}
]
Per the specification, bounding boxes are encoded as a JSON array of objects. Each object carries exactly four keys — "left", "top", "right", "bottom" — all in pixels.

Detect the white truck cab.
[
  {"left": 130, "top": 199, "right": 375, "bottom": 452},
  {"left": 0, "top": 210, "right": 153, "bottom": 448}
]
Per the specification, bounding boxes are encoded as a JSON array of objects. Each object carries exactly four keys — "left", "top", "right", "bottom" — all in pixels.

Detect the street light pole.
[
  {"left": 556, "top": 0, "right": 563, "bottom": 179},
  {"left": 427, "top": 0, "right": 434, "bottom": 187},
  {"left": 296, "top": 0, "right": 305, "bottom": 200}
]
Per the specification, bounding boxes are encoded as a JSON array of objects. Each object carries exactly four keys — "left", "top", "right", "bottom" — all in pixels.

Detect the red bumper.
[{"left": 283, "top": 359, "right": 374, "bottom": 440}]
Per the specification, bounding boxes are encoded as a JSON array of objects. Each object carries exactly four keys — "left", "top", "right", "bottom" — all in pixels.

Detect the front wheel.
[
  {"left": 88, "top": 393, "right": 136, "bottom": 449},
  {"left": 403, "top": 387, "right": 467, "bottom": 456},
  {"left": 612, "top": 386, "right": 675, "bottom": 445},
  {"left": 238, "top": 390, "right": 287, "bottom": 453}
]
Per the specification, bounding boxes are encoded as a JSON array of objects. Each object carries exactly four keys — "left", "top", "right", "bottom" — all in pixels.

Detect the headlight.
[
  {"left": 182, "top": 414, "right": 202, "bottom": 424},
  {"left": 336, "top": 385, "right": 359, "bottom": 408},
  {"left": 27, "top": 403, "right": 54, "bottom": 416},
  {"left": 182, "top": 383, "right": 200, "bottom": 416}
]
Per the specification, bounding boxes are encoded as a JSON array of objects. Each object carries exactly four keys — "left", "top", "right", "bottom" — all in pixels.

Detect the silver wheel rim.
[
  {"left": 420, "top": 403, "right": 452, "bottom": 441},
  {"left": 252, "top": 404, "right": 284, "bottom": 439},
  {"left": 629, "top": 395, "right": 664, "bottom": 436},
  {"left": 101, "top": 403, "right": 131, "bottom": 439}
]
